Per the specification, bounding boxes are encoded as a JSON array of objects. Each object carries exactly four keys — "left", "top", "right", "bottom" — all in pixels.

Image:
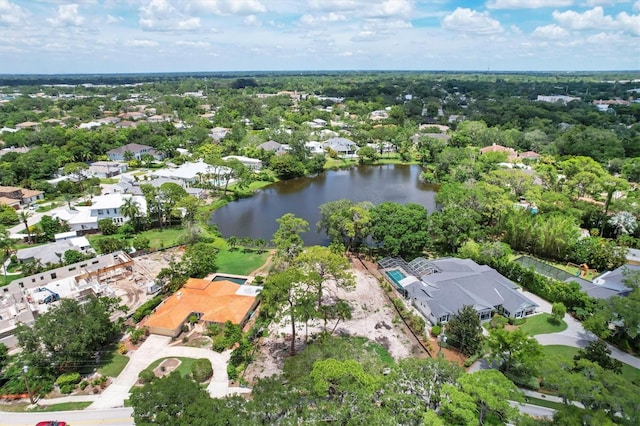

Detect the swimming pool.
[
  {"left": 212, "top": 275, "right": 247, "bottom": 285},
  {"left": 386, "top": 269, "right": 407, "bottom": 288}
]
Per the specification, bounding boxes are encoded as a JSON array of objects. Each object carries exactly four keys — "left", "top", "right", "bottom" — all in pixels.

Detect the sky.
[{"left": 0, "top": 0, "right": 639, "bottom": 74}]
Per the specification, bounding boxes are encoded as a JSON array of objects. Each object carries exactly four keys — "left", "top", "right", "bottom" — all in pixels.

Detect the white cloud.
[
  {"left": 553, "top": 6, "right": 639, "bottom": 35},
  {"left": 175, "top": 40, "right": 211, "bottom": 48},
  {"left": 533, "top": 23, "right": 570, "bottom": 38},
  {"left": 583, "top": 0, "right": 630, "bottom": 6},
  {"left": 0, "top": 0, "right": 30, "bottom": 26},
  {"left": 634, "top": 0, "right": 640, "bottom": 11},
  {"left": 124, "top": 39, "right": 159, "bottom": 47},
  {"left": 307, "top": 0, "right": 413, "bottom": 19},
  {"left": 487, "top": 0, "right": 573, "bottom": 9},
  {"left": 244, "top": 14, "right": 260, "bottom": 26},
  {"left": 442, "top": 8, "right": 504, "bottom": 34},
  {"left": 190, "top": 0, "right": 267, "bottom": 15},
  {"left": 139, "top": 0, "right": 200, "bottom": 31},
  {"left": 47, "top": 4, "right": 84, "bottom": 27},
  {"left": 106, "top": 14, "right": 122, "bottom": 24},
  {"left": 299, "top": 12, "right": 347, "bottom": 26}
]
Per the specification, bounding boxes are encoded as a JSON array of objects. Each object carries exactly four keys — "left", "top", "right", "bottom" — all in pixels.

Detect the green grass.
[
  {"left": 99, "top": 178, "right": 119, "bottom": 184},
  {"left": 524, "top": 395, "right": 566, "bottom": 410},
  {"left": 542, "top": 345, "right": 640, "bottom": 385},
  {"left": 518, "top": 313, "right": 568, "bottom": 336},
  {"left": 146, "top": 357, "right": 198, "bottom": 377},
  {"left": 88, "top": 226, "right": 187, "bottom": 250},
  {"left": 97, "top": 352, "right": 130, "bottom": 378},
  {"left": 37, "top": 401, "right": 93, "bottom": 412},
  {"left": 215, "top": 248, "right": 269, "bottom": 275}
]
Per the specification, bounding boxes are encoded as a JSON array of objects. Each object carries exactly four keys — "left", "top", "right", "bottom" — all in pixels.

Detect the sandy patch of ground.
[
  {"left": 154, "top": 358, "right": 181, "bottom": 378},
  {"left": 244, "top": 259, "right": 424, "bottom": 383}
]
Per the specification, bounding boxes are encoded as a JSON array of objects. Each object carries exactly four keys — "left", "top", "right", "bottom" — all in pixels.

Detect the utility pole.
[{"left": 22, "top": 365, "right": 35, "bottom": 404}]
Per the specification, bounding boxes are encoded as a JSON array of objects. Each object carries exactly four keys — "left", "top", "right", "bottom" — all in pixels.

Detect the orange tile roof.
[{"left": 145, "top": 278, "right": 258, "bottom": 332}]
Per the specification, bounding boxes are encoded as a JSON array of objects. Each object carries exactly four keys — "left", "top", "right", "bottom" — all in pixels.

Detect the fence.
[{"left": 514, "top": 255, "right": 575, "bottom": 281}]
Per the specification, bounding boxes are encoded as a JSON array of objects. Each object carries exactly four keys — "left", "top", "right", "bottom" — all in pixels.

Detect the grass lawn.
[
  {"left": 146, "top": 357, "right": 199, "bottom": 377},
  {"left": 542, "top": 345, "right": 640, "bottom": 385},
  {"left": 524, "top": 396, "right": 565, "bottom": 411},
  {"left": 97, "top": 352, "right": 130, "bottom": 378},
  {"left": 216, "top": 248, "right": 269, "bottom": 275},
  {"left": 88, "top": 226, "right": 187, "bottom": 251},
  {"left": 0, "top": 401, "right": 92, "bottom": 412},
  {"left": 518, "top": 313, "right": 567, "bottom": 336}
]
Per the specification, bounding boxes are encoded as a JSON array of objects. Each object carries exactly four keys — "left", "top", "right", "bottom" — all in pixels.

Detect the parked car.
[{"left": 36, "top": 422, "right": 67, "bottom": 426}]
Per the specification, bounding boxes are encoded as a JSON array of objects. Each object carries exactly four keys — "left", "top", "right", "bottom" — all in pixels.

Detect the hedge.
[
  {"left": 133, "top": 295, "right": 163, "bottom": 323},
  {"left": 56, "top": 372, "right": 81, "bottom": 387}
]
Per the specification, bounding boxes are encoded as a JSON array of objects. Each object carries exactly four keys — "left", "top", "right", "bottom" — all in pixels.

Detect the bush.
[
  {"left": 227, "top": 363, "right": 238, "bottom": 380},
  {"left": 463, "top": 353, "right": 483, "bottom": 368},
  {"left": 56, "top": 372, "right": 81, "bottom": 387},
  {"left": 138, "top": 369, "right": 156, "bottom": 384},
  {"left": 508, "top": 317, "right": 526, "bottom": 326},
  {"left": 59, "top": 384, "right": 75, "bottom": 394},
  {"left": 191, "top": 358, "right": 213, "bottom": 383},
  {"left": 431, "top": 325, "right": 442, "bottom": 337},
  {"left": 490, "top": 315, "right": 509, "bottom": 329},
  {"left": 132, "top": 296, "right": 163, "bottom": 323},
  {"left": 79, "top": 380, "right": 88, "bottom": 390}
]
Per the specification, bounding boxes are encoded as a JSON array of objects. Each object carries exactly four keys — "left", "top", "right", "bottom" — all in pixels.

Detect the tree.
[
  {"left": 317, "top": 199, "right": 372, "bottom": 252},
  {"left": 39, "top": 215, "right": 70, "bottom": 242},
  {"left": 486, "top": 328, "right": 543, "bottom": 386},
  {"left": 441, "top": 370, "right": 521, "bottom": 426},
  {"left": 573, "top": 339, "right": 623, "bottom": 374},
  {"left": 295, "top": 246, "right": 354, "bottom": 311},
  {"left": 18, "top": 210, "right": 32, "bottom": 243},
  {"left": 370, "top": 202, "right": 430, "bottom": 258},
  {"left": 175, "top": 195, "right": 202, "bottom": 226},
  {"left": 608, "top": 211, "right": 638, "bottom": 237},
  {"left": 121, "top": 196, "right": 142, "bottom": 231},
  {"left": 269, "top": 153, "right": 306, "bottom": 180},
  {"left": 182, "top": 242, "right": 218, "bottom": 278},
  {"left": 357, "top": 146, "right": 379, "bottom": 164},
  {"left": 0, "top": 204, "right": 19, "bottom": 226},
  {"left": 15, "top": 297, "right": 121, "bottom": 375},
  {"left": 132, "top": 235, "right": 151, "bottom": 251},
  {"left": 445, "top": 305, "right": 483, "bottom": 356},
  {"left": 130, "top": 372, "right": 231, "bottom": 425},
  {"left": 261, "top": 267, "right": 312, "bottom": 355},
  {"left": 98, "top": 218, "right": 118, "bottom": 236},
  {"left": 272, "top": 213, "right": 309, "bottom": 263},
  {"left": 95, "top": 236, "right": 126, "bottom": 254},
  {"left": 63, "top": 249, "right": 86, "bottom": 265},
  {"left": 551, "top": 302, "right": 566, "bottom": 324}
]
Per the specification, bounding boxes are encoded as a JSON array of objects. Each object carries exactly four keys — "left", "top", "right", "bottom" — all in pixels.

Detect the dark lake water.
[{"left": 211, "top": 164, "right": 438, "bottom": 246}]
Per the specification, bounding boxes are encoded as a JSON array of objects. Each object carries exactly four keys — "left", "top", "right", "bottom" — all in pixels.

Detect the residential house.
[
  {"left": 209, "top": 127, "right": 230, "bottom": 141},
  {"left": 479, "top": 143, "right": 517, "bottom": 157},
  {"left": 15, "top": 121, "right": 39, "bottom": 131},
  {"left": 325, "top": 137, "right": 359, "bottom": 158},
  {"left": 107, "top": 143, "right": 162, "bottom": 161},
  {"left": 54, "top": 193, "right": 147, "bottom": 232},
  {"left": 114, "top": 175, "right": 204, "bottom": 199},
  {"left": 16, "top": 237, "right": 93, "bottom": 266},
  {"left": 151, "top": 159, "right": 231, "bottom": 187},
  {"left": 0, "top": 185, "right": 44, "bottom": 206},
  {"left": 537, "top": 95, "right": 580, "bottom": 104},
  {"left": 88, "top": 161, "right": 128, "bottom": 178},
  {"left": 115, "top": 120, "right": 137, "bottom": 129},
  {"left": 145, "top": 276, "right": 262, "bottom": 337},
  {"left": 118, "top": 111, "right": 147, "bottom": 121},
  {"left": 518, "top": 151, "right": 541, "bottom": 161},
  {"left": 379, "top": 257, "right": 538, "bottom": 324},
  {"left": 222, "top": 155, "right": 262, "bottom": 171},
  {"left": 566, "top": 265, "right": 639, "bottom": 300},
  {"left": 306, "top": 141, "right": 325, "bottom": 155},
  {"left": 257, "top": 140, "right": 288, "bottom": 154}
]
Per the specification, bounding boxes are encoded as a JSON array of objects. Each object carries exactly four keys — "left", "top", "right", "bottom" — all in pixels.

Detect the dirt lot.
[
  {"left": 110, "top": 248, "right": 184, "bottom": 313},
  {"left": 244, "top": 257, "right": 428, "bottom": 383}
]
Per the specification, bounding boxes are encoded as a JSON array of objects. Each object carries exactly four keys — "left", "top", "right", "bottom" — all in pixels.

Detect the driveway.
[
  {"left": 522, "top": 290, "right": 640, "bottom": 368},
  {"left": 88, "top": 334, "right": 236, "bottom": 410}
]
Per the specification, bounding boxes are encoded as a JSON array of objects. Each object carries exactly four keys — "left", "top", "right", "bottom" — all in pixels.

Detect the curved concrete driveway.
[
  {"left": 523, "top": 290, "right": 640, "bottom": 369},
  {"left": 88, "top": 334, "right": 234, "bottom": 410}
]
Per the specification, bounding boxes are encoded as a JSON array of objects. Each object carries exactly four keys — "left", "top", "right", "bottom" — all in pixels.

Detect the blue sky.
[{"left": 0, "top": 1, "right": 638, "bottom": 73}]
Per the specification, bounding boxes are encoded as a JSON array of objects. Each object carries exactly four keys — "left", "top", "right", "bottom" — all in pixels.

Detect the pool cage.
[{"left": 378, "top": 256, "right": 441, "bottom": 278}]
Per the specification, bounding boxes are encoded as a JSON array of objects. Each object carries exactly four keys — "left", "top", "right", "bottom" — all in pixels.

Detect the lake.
[{"left": 211, "top": 164, "right": 438, "bottom": 246}]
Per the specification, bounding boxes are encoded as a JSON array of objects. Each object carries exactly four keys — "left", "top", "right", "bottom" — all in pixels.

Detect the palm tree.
[
  {"left": 18, "top": 210, "right": 33, "bottom": 243},
  {"left": 121, "top": 197, "right": 141, "bottom": 231}
]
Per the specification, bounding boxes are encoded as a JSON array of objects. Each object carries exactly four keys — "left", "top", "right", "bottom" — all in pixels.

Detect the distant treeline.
[{"left": 1, "top": 70, "right": 638, "bottom": 87}]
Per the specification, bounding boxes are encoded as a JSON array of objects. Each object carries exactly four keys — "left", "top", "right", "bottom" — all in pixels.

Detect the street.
[{"left": 1, "top": 408, "right": 134, "bottom": 426}]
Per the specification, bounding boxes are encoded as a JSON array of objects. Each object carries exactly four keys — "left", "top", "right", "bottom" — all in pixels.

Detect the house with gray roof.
[
  {"left": 379, "top": 257, "right": 538, "bottom": 325},
  {"left": 107, "top": 143, "right": 163, "bottom": 161},
  {"left": 325, "top": 137, "right": 358, "bottom": 158}
]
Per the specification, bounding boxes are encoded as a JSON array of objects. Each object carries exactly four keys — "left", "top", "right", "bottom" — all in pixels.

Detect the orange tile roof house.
[{"left": 145, "top": 278, "right": 262, "bottom": 337}]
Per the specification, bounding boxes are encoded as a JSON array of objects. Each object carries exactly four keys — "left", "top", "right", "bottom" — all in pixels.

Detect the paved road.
[
  {"left": 2, "top": 407, "right": 134, "bottom": 426},
  {"left": 88, "top": 334, "right": 237, "bottom": 410},
  {"left": 510, "top": 401, "right": 555, "bottom": 419}
]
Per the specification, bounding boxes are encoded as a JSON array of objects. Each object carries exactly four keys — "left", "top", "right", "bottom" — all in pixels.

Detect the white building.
[
  {"left": 222, "top": 155, "right": 262, "bottom": 171},
  {"left": 54, "top": 193, "right": 147, "bottom": 232}
]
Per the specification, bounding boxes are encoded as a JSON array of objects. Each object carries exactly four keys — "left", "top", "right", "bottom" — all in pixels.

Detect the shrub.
[
  {"left": 56, "top": 372, "right": 81, "bottom": 387},
  {"left": 59, "top": 384, "right": 75, "bottom": 394},
  {"left": 490, "top": 315, "right": 509, "bottom": 329},
  {"left": 508, "top": 317, "right": 526, "bottom": 326},
  {"left": 191, "top": 358, "right": 213, "bottom": 383},
  {"left": 117, "top": 341, "right": 127, "bottom": 354},
  {"left": 79, "top": 380, "right": 88, "bottom": 390},
  {"left": 138, "top": 369, "right": 156, "bottom": 384},
  {"left": 227, "top": 363, "right": 238, "bottom": 380},
  {"left": 431, "top": 325, "right": 442, "bottom": 337},
  {"left": 132, "top": 296, "right": 163, "bottom": 323}
]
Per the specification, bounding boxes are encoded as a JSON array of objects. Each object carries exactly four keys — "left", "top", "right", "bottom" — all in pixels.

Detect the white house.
[
  {"left": 222, "top": 155, "right": 262, "bottom": 171},
  {"left": 54, "top": 193, "right": 147, "bottom": 232}
]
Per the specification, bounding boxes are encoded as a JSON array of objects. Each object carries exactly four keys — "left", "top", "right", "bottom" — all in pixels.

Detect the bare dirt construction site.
[
  {"left": 110, "top": 248, "right": 184, "bottom": 312},
  {"left": 244, "top": 257, "right": 428, "bottom": 383}
]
